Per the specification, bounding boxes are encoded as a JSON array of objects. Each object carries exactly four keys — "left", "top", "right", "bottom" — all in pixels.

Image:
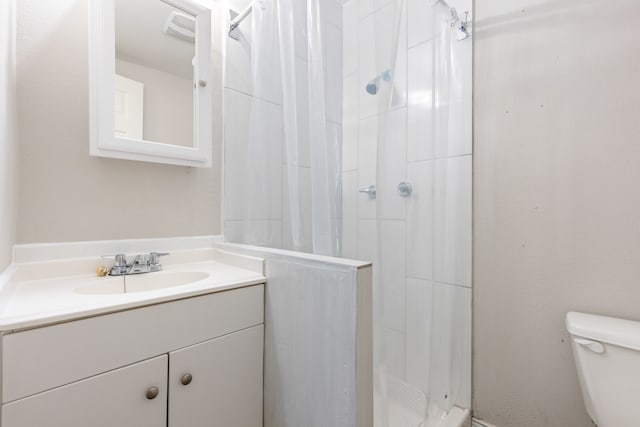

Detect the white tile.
[
  {"left": 343, "top": 71, "right": 359, "bottom": 120},
  {"left": 389, "top": 0, "right": 408, "bottom": 111},
  {"left": 223, "top": 220, "right": 244, "bottom": 244},
  {"left": 437, "top": 97, "right": 472, "bottom": 158},
  {"left": 342, "top": 171, "right": 359, "bottom": 259},
  {"left": 358, "top": 115, "right": 377, "bottom": 219},
  {"left": 408, "top": 103, "right": 434, "bottom": 162},
  {"left": 281, "top": 166, "right": 293, "bottom": 250},
  {"left": 325, "top": 121, "right": 343, "bottom": 224},
  {"left": 359, "top": 0, "right": 373, "bottom": 19},
  {"left": 293, "top": 0, "right": 308, "bottom": 60},
  {"left": 429, "top": 283, "right": 471, "bottom": 410},
  {"left": 244, "top": 96, "right": 283, "bottom": 221},
  {"left": 405, "top": 278, "right": 434, "bottom": 394},
  {"left": 447, "top": 0, "right": 472, "bottom": 17},
  {"left": 343, "top": 118, "right": 358, "bottom": 172},
  {"left": 223, "top": 89, "right": 251, "bottom": 221},
  {"left": 378, "top": 108, "right": 407, "bottom": 220},
  {"left": 263, "top": 252, "right": 359, "bottom": 427},
  {"left": 407, "top": 41, "right": 434, "bottom": 161},
  {"left": 269, "top": 220, "right": 283, "bottom": 248},
  {"left": 325, "top": 23, "right": 343, "bottom": 123},
  {"left": 361, "top": 0, "right": 394, "bottom": 17},
  {"left": 434, "top": 156, "right": 472, "bottom": 287},
  {"left": 380, "top": 220, "right": 406, "bottom": 332},
  {"left": 223, "top": 220, "right": 282, "bottom": 248},
  {"left": 343, "top": 73, "right": 359, "bottom": 172},
  {"left": 407, "top": 41, "right": 433, "bottom": 107},
  {"left": 406, "top": 160, "right": 434, "bottom": 280},
  {"left": 357, "top": 12, "right": 377, "bottom": 119},
  {"left": 454, "top": 31, "right": 473, "bottom": 106},
  {"left": 357, "top": 219, "right": 378, "bottom": 265},
  {"left": 452, "top": 32, "right": 473, "bottom": 156},
  {"left": 282, "top": 166, "right": 313, "bottom": 253},
  {"left": 225, "top": 0, "right": 253, "bottom": 95},
  {"left": 267, "top": 104, "right": 284, "bottom": 220},
  {"left": 251, "top": 2, "right": 283, "bottom": 105},
  {"left": 342, "top": 0, "right": 358, "bottom": 76},
  {"left": 294, "top": 57, "right": 311, "bottom": 167},
  {"left": 321, "top": 0, "right": 342, "bottom": 28},
  {"left": 225, "top": 0, "right": 282, "bottom": 105},
  {"left": 408, "top": 0, "right": 434, "bottom": 47},
  {"left": 374, "top": 0, "right": 394, "bottom": 11},
  {"left": 358, "top": 1, "right": 407, "bottom": 117},
  {"left": 305, "top": 116, "right": 341, "bottom": 254},
  {"left": 382, "top": 327, "right": 406, "bottom": 380},
  {"left": 433, "top": 7, "right": 472, "bottom": 158}
]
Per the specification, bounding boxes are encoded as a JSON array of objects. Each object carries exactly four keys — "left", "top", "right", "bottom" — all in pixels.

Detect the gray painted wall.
[
  {"left": 0, "top": 0, "right": 18, "bottom": 270},
  {"left": 473, "top": 0, "right": 640, "bottom": 426},
  {"left": 15, "top": 0, "right": 222, "bottom": 245}
]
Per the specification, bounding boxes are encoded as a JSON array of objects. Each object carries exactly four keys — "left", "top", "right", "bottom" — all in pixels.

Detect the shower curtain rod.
[{"left": 229, "top": 5, "right": 253, "bottom": 39}]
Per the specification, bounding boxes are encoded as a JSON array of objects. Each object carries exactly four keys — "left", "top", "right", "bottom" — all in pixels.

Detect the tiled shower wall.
[
  {"left": 341, "top": 0, "right": 473, "bottom": 411},
  {"left": 223, "top": 0, "right": 343, "bottom": 251},
  {"left": 223, "top": 0, "right": 472, "bottom": 412}
]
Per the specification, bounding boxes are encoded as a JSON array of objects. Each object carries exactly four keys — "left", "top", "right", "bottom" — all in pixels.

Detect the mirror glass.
[{"left": 113, "top": 0, "right": 195, "bottom": 148}]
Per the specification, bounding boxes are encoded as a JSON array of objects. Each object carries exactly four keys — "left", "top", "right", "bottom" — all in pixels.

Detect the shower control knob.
[
  {"left": 397, "top": 181, "right": 413, "bottom": 197},
  {"left": 359, "top": 185, "right": 377, "bottom": 199}
]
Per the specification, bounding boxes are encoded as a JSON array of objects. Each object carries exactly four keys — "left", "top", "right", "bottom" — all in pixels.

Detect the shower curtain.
[
  {"left": 242, "top": 0, "right": 341, "bottom": 257},
  {"left": 372, "top": 2, "right": 472, "bottom": 426},
  {"left": 238, "top": 0, "right": 471, "bottom": 425}
]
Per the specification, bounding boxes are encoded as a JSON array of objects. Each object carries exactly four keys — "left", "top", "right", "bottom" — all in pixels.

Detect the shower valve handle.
[
  {"left": 397, "top": 181, "right": 413, "bottom": 197},
  {"left": 359, "top": 185, "right": 377, "bottom": 199}
]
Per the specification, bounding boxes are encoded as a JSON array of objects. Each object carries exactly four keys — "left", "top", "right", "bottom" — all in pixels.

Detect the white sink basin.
[{"left": 75, "top": 271, "right": 210, "bottom": 295}]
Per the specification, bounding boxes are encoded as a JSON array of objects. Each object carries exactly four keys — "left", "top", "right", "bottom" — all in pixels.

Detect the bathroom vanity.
[{"left": 0, "top": 249, "right": 266, "bottom": 427}]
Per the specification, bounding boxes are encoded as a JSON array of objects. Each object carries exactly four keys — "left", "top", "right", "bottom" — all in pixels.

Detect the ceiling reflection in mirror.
[{"left": 114, "top": 0, "right": 195, "bottom": 147}]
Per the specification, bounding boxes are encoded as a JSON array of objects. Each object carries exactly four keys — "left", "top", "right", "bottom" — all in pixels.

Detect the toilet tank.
[{"left": 566, "top": 312, "right": 640, "bottom": 427}]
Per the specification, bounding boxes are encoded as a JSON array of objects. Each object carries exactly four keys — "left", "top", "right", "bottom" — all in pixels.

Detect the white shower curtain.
[
  {"left": 242, "top": 0, "right": 341, "bottom": 257},
  {"left": 237, "top": 0, "right": 471, "bottom": 425},
  {"left": 371, "top": 1, "right": 471, "bottom": 426}
]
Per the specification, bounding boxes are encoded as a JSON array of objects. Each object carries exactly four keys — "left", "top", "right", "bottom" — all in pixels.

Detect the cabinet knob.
[
  {"left": 146, "top": 386, "right": 160, "bottom": 400},
  {"left": 181, "top": 373, "right": 193, "bottom": 386}
]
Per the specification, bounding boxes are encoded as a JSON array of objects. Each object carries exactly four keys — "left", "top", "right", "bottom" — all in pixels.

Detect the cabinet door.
[
  {"left": 2, "top": 355, "right": 168, "bottom": 427},
  {"left": 169, "top": 325, "right": 264, "bottom": 427}
]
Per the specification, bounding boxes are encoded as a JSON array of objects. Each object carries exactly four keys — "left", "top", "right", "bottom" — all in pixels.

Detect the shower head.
[
  {"left": 366, "top": 81, "right": 379, "bottom": 95},
  {"left": 365, "top": 69, "right": 392, "bottom": 96},
  {"left": 456, "top": 21, "right": 470, "bottom": 41}
]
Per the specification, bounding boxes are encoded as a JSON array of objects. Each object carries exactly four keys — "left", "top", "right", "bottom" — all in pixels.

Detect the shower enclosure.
[{"left": 223, "top": 0, "right": 472, "bottom": 425}]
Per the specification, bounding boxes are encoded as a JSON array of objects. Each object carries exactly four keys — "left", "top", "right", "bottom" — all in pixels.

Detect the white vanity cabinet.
[
  {"left": 3, "top": 355, "right": 169, "bottom": 427},
  {"left": 0, "top": 284, "right": 265, "bottom": 427},
  {"left": 169, "top": 325, "right": 264, "bottom": 427}
]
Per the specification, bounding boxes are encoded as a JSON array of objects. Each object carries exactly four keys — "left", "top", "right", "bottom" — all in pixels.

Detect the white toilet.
[{"left": 566, "top": 312, "right": 640, "bottom": 427}]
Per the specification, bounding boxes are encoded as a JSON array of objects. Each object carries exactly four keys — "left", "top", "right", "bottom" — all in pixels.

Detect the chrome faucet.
[{"left": 104, "top": 252, "right": 170, "bottom": 276}]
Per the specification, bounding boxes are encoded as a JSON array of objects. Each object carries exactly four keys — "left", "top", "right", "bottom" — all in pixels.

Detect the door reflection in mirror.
[{"left": 114, "top": 0, "right": 195, "bottom": 147}]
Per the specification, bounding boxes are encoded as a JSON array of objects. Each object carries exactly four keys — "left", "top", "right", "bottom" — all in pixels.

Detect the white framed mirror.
[{"left": 89, "top": 0, "right": 213, "bottom": 167}]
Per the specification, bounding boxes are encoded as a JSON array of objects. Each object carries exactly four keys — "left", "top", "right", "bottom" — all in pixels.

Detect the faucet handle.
[
  {"left": 102, "top": 254, "right": 128, "bottom": 267},
  {"left": 101, "top": 254, "right": 128, "bottom": 275},
  {"left": 149, "top": 252, "right": 169, "bottom": 272},
  {"left": 149, "top": 252, "right": 170, "bottom": 266},
  {"left": 132, "top": 254, "right": 150, "bottom": 265}
]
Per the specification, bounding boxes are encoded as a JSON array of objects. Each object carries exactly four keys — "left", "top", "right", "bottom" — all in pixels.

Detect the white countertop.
[{"left": 0, "top": 249, "right": 265, "bottom": 332}]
